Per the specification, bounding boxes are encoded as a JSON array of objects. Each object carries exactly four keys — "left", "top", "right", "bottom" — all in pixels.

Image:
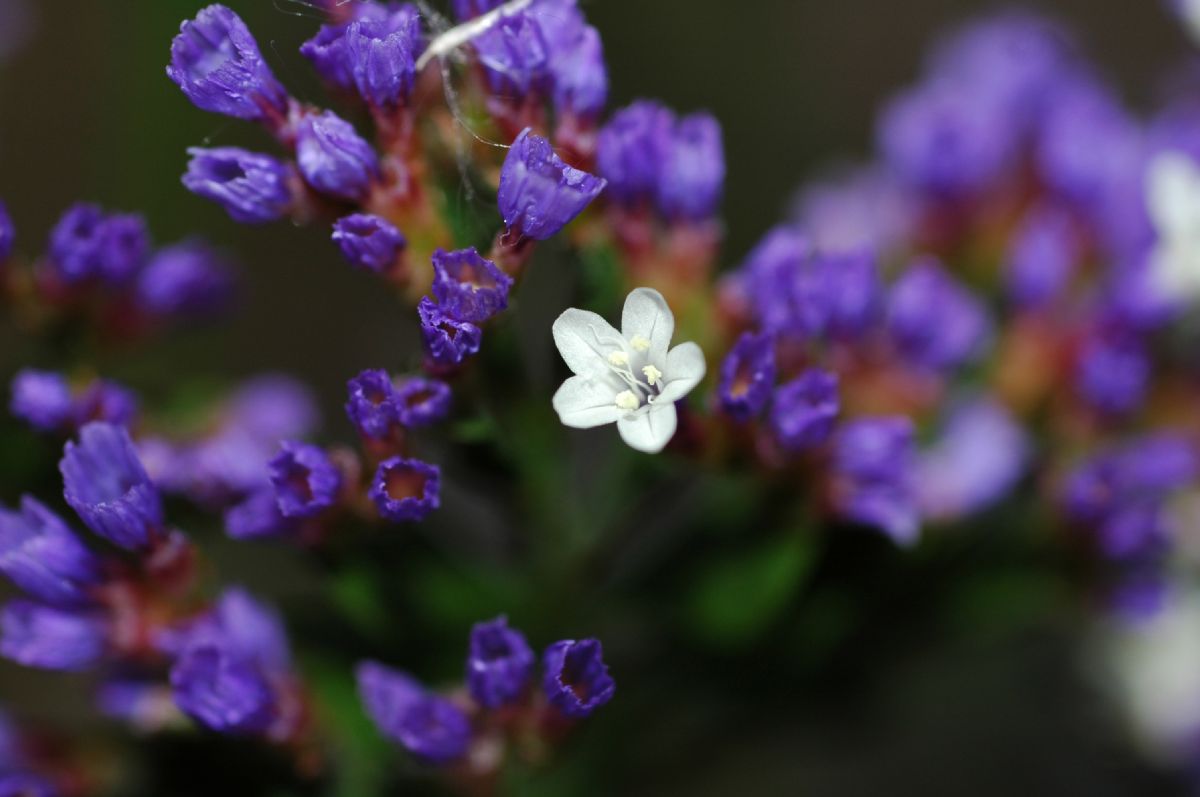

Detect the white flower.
[
  {"left": 1146, "top": 150, "right": 1200, "bottom": 301},
  {"left": 1178, "top": 0, "right": 1200, "bottom": 44},
  {"left": 551, "top": 287, "right": 706, "bottom": 454}
]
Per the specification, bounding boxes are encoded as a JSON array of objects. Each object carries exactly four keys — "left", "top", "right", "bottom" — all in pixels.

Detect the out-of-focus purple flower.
[
  {"left": 344, "top": 9, "right": 421, "bottom": 108},
  {"left": 452, "top": 0, "right": 502, "bottom": 19},
  {"left": 878, "top": 81, "right": 1016, "bottom": 197},
  {"left": 1107, "top": 571, "right": 1168, "bottom": 623},
  {"left": 369, "top": 457, "right": 440, "bottom": 522},
  {"left": 833, "top": 417, "right": 919, "bottom": 545},
  {"left": 657, "top": 113, "right": 725, "bottom": 221},
  {"left": 9, "top": 370, "right": 73, "bottom": 432},
  {"left": 356, "top": 660, "right": 471, "bottom": 763},
  {"left": 793, "top": 167, "right": 915, "bottom": 254},
  {"left": 0, "top": 200, "right": 13, "bottom": 263},
  {"left": 818, "top": 249, "right": 882, "bottom": 339},
  {"left": 168, "top": 588, "right": 292, "bottom": 671},
  {"left": 224, "top": 488, "right": 292, "bottom": 541},
  {"left": 136, "top": 242, "right": 235, "bottom": 318},
  {"left": 74, "top": 380, "right": 139, "bottom": 429},
  {"left": 1075, "top": 333, "right": 1149, "bottom": 416},
  {"left": 596, "top": 101, "right": 673, "bottom": 205},
  {"left": 542, "top": 638, "right": 615, "bottom": 718},
  {"left": 734, "top": 227, "right": 818, "bottom": 338},
  {"left": 0, "top": 601, "right": 105, "bottom": 671},
  {"left": 498, "top": 128, "right": 606, "bottom": 241},
  {"left": 268, "top": 442, "right": 342, "bottom": 519},
  {"left": 295, "top": 111, "right": 378, "bottom": 202},
  {"left": 431, "top": 248, "right": 513, "bottom": 323},
  {"left": 345, "top": 369, "right": 399, "bottom": 440},
  {"left": 418, "top": 297, "right": 482, "bottom": 366},
  {"left": 183, "top": 147, "right": 292, "bottom": 224},
  {"left": 1005, "top": 204, "right": 1080, "bottom": 308},
  {"left": 466, "top": 616, "right": 534, "bottom": 708},
  {"left": 394, "top": 378, "right": 452, "bottom": 427},
  {"left": 97, "top": 679, "right": 179, "bottom": 732},
  {"left": 549, "top": 19, "right": 607, "bottom": 121},
  {"left": 474, "top": 12, "right": 550, "bottom": 98},
  {"left": 918, "top": 398, "right": 1030, "bottom": 521},
  {"left": 0, "top": 773, "right": 56, "bottom": 797},
  {"left": 47, "top": 205, "right": 149, "bottom": 285},
  {"left": 60, "top": 423, "right": 163, "bottom": 550},
  {"left": 332, "top": 214, "right": 405, "bottom": 273},
  {"left": 716, "top": 333, "right": 776, "bottom": 422},
  {"left": 888, "top": 259, "right": 990, "bottom": 371},
  {"left": 0, "top": 497, "right": 100, "bottom": 607},
  {"left": 170, "top": 644, "right": 276, "bottom": 734},
  {"left": 227, "top": 376, "right": 319, "bottom": 443},
  {"left": 167, "top": 4, "right": 289, "bottom": 122},
  {"left": 769, "top": 369, "right": 840, "bottom": 453}
]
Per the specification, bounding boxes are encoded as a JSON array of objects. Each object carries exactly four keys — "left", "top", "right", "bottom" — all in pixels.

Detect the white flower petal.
[
  {"left": 552, "top": 308, "right": 624, "bottom": 378},
  {"left": 621, "top": 288, "right": 674, "bottom": 363},
  {"left": 552, "top": 374, "right": 626, "bottom": 429},
  {"left": 656, "top": 341, "right": 706, "bottom": 404},
  {"left": 617, "top": 403, "right": 678, "bottom": 454},
  {"left": 1147, "top": 151, "right": 1200, "bottom": 237}
]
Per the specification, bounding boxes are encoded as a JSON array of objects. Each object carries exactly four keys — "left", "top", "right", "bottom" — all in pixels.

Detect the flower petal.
[
  {"left": 617, "top": 404, "right": 678, "bottom": 454},
  {"left": 552, "top": 308, "right": 623, "bottom": 378},
  {"left": 553, "top": 375, "right": 626, "bottom": 429},
  {"left": 621, "top": 288, "right": 674, "bottom": 362},
  {"left": 1147, "top": 151, "right": 1200, "bottom": 236},
  {"left": 657, "top": 342, "right": 707, "bottom": 404}
]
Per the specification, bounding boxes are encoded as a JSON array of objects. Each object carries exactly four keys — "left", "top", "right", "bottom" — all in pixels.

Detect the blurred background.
[{"left": 0, "top": 1, "right": 1197, "bottom": 795}]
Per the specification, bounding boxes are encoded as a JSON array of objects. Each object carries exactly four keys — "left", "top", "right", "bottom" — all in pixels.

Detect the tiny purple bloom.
[
  {"left": 769, "top": 369, "right": 840, "bottom": 452},
  {"left": 343, "top": 9, "right": 422, "bottom": 108},
  {"left": 430, "top": 248, "right": 513, "bottom": 323},
  {"left": 473, "top": 12, "right": 550, "bottom": 98},
  {"left": 356, "top": 660, "right": 471, "bottom": 763},
  {"left": 451, "top": 0, "right": 503, "bottom": 20},
  {"left": 136, "top": 242, "right": 235, "bottom": 318},
  {"left": 170, "top": 644, "right": 276, "bottom": 734},
  {"left": 1075, "top": 333, "right": 1149, "bottom": 416},
  {"left": 0, "top": 497, "right": 100, "bottom": 607},
  {"left": 369, "top": 457, "right": 440, "bottom": 522},
  {"left": 345, "top": 369, "right": 399, "bottom": 440},
  {"left": 183, "top": 147, "right": 292, "bottom": 224},
  {"left": 167, "top": 4, "right": 289, "bottom": 121},
  {"left": 10, "top": 370, "right": 73, "bottom": 432},
  {"left": 418, "top": 297, "right": 482, "bottom": 366},
  {"left": 817, "top": 249, "right": 882, "bottom": 340},
  {"left": 47, "top": 204, "right": 149, "bottom": 285},
  {"left": 657, "top": 112, "right": 725, "bottom": 221},
  {"left": 550, "top": 22, "right": 607, "bottom": 121},
  {"left": 225, "top": 489, "right": 293, "bottom": 541},
  {"left": 1005, "top": 204, "right": 1080, "bottom": 308},
  {"left": 466, "top": 616, "right": 535, "bottom": 708},
  {"left": 332, "top": 214, "right": 406, "bottom": 273},
  {"left": 394, "top": 378, "right": 452, "bottom": 427},
  {"left": 60, "top": 422, "right": 163, "bottom": 550},
  {"left": 295, "top": 111, "right": 379, "bottom": 202},
  {"left": 299, "top": 2, "right": 397, "bottom": 92},
  {"left": 834, "top": 417, "right": 919, "bottom": 545},
  {"left": 268, "top": 442, "right": 342, "bottom": 519},
  {"left": 0, "top": 600, "right": 106, "bottom": 672},
  {"left": 888, "top": 259, "right": 990, "bottom": 371},
  {"left": 497, "top": 128, "right": 606, "bottom": 241},
  {"left": 596, "top": 101, "right": 673, "bottom": 205},
  {"left": 542, "top": 638, "right": 615, "bottom": 719},
  {"left": 716, "top": 333, "right": 776, "bottom": 422},
  {"left": 0, "top": 773, "right": 55, "bottom": 797}
]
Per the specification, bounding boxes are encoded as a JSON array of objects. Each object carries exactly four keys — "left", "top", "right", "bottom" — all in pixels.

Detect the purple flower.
[
  {"left": 345, "top": 369, "right": 399, "bottom": 440},
  {"left": 224, "top": 489, "right": 293, "bottom": 541},
  {"left": 47, "top": 204, "right": 149, "bottom": 285},
  {"left": 268, "top": 442, "right": 342, "bottom": 519},
  {"left": 136, "top": 242, "right": 235, "bottom": 318},
  {"left": 0, "top": 200, "right": 13, "bottom": 262},
  {"left": 549, "top": 20, "right": 607, "bottom": 121},
  {"left": 596, "top": 101, "right": 674, "bottom": 205},
  {"left": 1005, "top": 204, "right": 1080, "bottom": 308},
  {"left": 542, "top": 638, "right": 615, "bottom": 718},
  {"left": 1075, "top": 333, "right": 1149, "bottom": 416},
  {"left": 165, "top": 588, "right": 292, "bottom": 672},
  {"left": 332, "top": 214, "right": 406, "bottom": 273},
  {"left": 227, "top": 375, "right": 319, "bottom": 443},
  {"left": 716, "top": 333, "right": 776, "bottom": 422},
  {"left": 888, "top": 260, "right": 990, "bottom": 371},
  {"left": 418, "top": 297, "right": 482, "bottom": 366},
  {"left": 769, "top": 369, "right": 840, "bottom": 452},
  {"left": 369, "top": 457, "right": 440, "bottom": 522},
  {"left": 815, "top": 249, "right": 882, "bottom": 340},
  {"left": 170, "top": 644, "right": 276, "bottom": 734},
  {"left": 343, "top": 9, "right": 422, "bottom": 108},
  {"left": 473, "top": 12, "right": 550, "bottom": 98},
  {"left": 167, "top": 4, "right": 289, "bottom": 121},
  {"left": 183, "top": 147, "right": 292, "bottom": 224},
  {"left": 299, "top": 2, "right": 402, "bottom": 92},
  {"left": 430, "top": 248, "right": 513, "bottom": 323},
  {"left": 734, "top": 228, "right": 822, "bottom": 338},
  {"left": 0, "top": 773, "right": 55, "bottom": 797},
  {"left": 10, "top": 370, "right": 73, "bottom": 432},
  {"left": 657, "top": 113, "right": 725, "bottom": 221},
  {"left": 295, "top": 111, "right": 379, "bottom": 202},
  {"left": 356, "top": 660, "right": 471, "bottom": 763},
  {"left": 74, "top": 380, "right": 139, "bottom": 429},
  {"left": 466, "top": 616, "right": 534, "bottom": 708},
  {"left": 60, "top": 423, "right": 163, "bottom": 550},
  {"left": 394, "top": 378, "right": 452, "bottom": 427},
  {"left": 452, "top": 0, "right": 503, "bottom": 20},
  {"left": 793, "top": 168, "right": 915, "bottom": 253},
  {"left": 0, "top": 601, "right": 106, "bottom": 671},
  {"left": 497, "top": 128, "right": 606, "bottom": 241},
  {"left": 834, "top": 417, "right": 919, "bottom": 545},
  {"left": 0, "top": 497, "right": 100, "bottom": 607},
  {"left": 917, "top": 398, "right": 1030, "bottom": 521}
]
